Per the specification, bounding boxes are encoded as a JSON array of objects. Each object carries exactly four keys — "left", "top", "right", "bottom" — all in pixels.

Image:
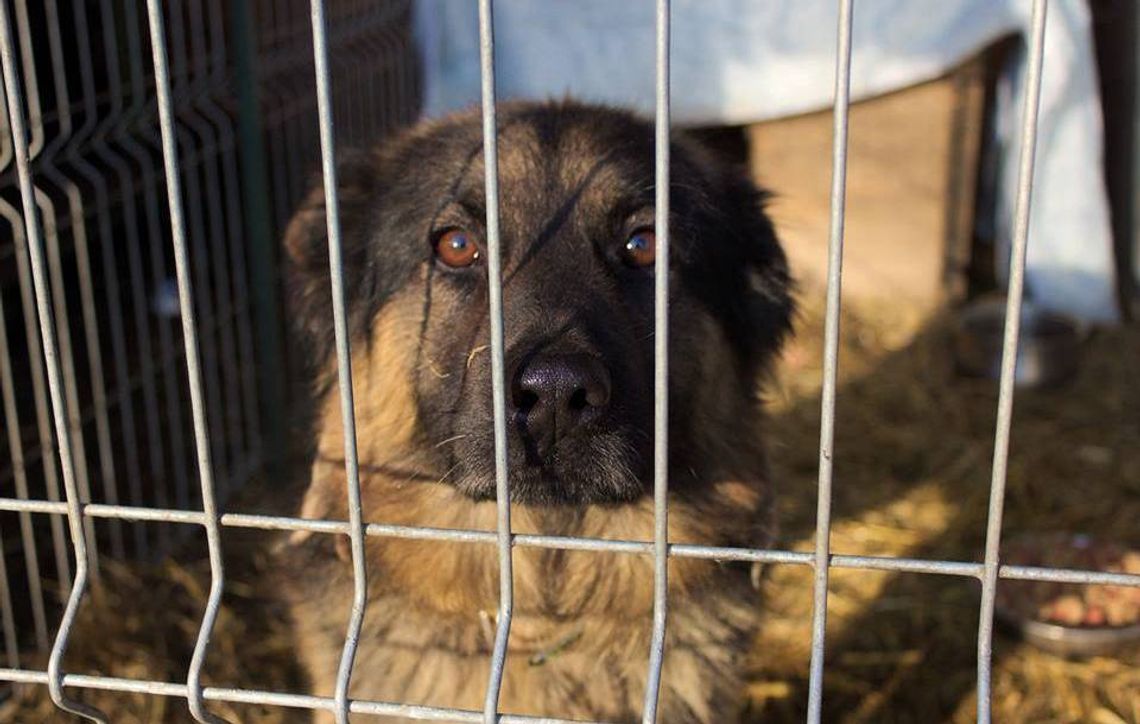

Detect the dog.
[{"left": 280, "top": 100, "right": 793, "bottom": 723}]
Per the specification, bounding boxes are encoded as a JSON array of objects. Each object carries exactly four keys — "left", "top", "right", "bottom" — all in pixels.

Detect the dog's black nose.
[{"left": 512, "top": 353, "right": 611, "bottom": 457}]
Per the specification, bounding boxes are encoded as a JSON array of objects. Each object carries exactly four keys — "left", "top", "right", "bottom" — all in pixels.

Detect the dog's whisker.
[
  {"left": 435, "top": 462, "right": 463, "bottom": 486},
  {"left": 434, "top": 434, "right": 469, "bottom": 448},
  {"left": 424, "top": 358, "right": 451, "bottom": 379}
]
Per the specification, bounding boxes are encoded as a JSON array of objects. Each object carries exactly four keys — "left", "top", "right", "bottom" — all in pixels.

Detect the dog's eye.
[
  {"left": 622, "top": 228, "right": 656, "bottom": 268},
  {"left": 434, "top": 229, "right": 480, "bottom": 268}
]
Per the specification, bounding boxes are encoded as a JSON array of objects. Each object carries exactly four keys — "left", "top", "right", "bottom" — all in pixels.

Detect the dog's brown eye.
[
  {"left": 622, "top": 228, "right": 656, "bottom": 268},
  {"left": 435, "top": 229, "right": 480, "bottom": 268}
]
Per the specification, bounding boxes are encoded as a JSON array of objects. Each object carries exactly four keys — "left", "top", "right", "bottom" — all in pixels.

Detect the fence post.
[{"left": 231, "top": 0, "right": 287, "bottom": 471}]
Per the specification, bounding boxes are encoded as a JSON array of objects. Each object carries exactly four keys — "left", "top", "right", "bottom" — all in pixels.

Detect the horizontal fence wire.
[
  {"left": 0, "top": 668, "right": 602, "bottom": 724},
  {"left": 1, "top": 498, "right": 1137, "bottom": 588}
]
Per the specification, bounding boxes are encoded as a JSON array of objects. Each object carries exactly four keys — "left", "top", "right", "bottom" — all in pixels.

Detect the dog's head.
[{"left": 286, "top": 101, "right": 792, "bottom": 507}]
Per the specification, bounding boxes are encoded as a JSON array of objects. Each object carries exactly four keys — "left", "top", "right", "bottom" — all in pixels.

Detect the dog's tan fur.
[{"left": 285, "top": 291, "right": 774, "bottom": 723}]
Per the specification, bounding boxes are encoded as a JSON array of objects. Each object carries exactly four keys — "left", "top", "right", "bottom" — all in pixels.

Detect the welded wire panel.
[
  {"left": 144, "top": 2, "right": 227, "bottom": 721},
  {"left": 39, "top": 0, "right": 125, "bottom": 562},
  {"left": 0, "top": 289, "right": 49, "bottom": 653},
  {"left": 805, "top": 1, "right": 854, "bottom": 721},
  {"left": 0, "top": 666, "right": 607, "bottom": 724},
  {"left": 0, "top": 2, "right": 104, "bottom": 719},
  {"left": 975, "top": 1, "right": 1049, "bottom": 721},
  {"left": 96, "top": 0, "right": 190, "bottom": 556},
  {"left": 5, "top": 494, "right": 1140, "bottom": 587},
  {"left": 0, "top": 23, "right": 75, "bottom": 603},
  {"left": 641, "top": 0, "right": 671, "bottom": 722},
  {"left": 165, "top": 0, "right": 232, "bottom": 509},
  {"left": 476, "top": 2, "right": 516, "bottom": 721},
  {"left": 0, "top": 531, "right": 18, "bottom": 667},
  {"left": 8, "top": 0, "right": 103, "bottom": 581},
  {"left": 307, "top": 1, "right": 371, "bottom": 722}
]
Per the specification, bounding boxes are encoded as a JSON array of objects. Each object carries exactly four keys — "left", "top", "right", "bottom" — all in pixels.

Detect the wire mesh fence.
[{"left": 0, "top": 0, "right": 1138, "bottom": 722}]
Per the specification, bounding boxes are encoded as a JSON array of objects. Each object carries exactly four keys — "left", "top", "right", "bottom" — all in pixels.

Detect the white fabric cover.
[{"left": 416, "top": 0, "right": 1118, "bottom": 322}]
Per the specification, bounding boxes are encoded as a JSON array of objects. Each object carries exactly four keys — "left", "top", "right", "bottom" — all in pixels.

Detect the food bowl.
[
  {"left": 995, "top": 534, "right": 1140, "bottom": 657},
  {"left": 953, "top": 295, "right": 1085, "bottom": 388}
]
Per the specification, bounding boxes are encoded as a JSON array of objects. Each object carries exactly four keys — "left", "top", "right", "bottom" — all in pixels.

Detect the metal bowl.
[
  {"left": 995, "top": 533, "right": 1140, "bottom": 657},
  {"left": 952, "top": 295, "right": 1085, "bottom": 388},
  {"left": 995, "top": 614, "right": 1140, "bottom": 658}
]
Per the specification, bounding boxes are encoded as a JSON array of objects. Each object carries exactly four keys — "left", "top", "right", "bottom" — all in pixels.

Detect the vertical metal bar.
[
  {"left": 42, "top": 0, "right": 126, "bottom": 560},
  {"left": 168, "top": 0, "right": 231, "bottom": 503},
  {"left": 0, "top": 3, "right": 106, "bottom": 720},
  {"left": 477, "top": 2, "right": 514, "bottom": 721},
  {"left": 231, "top": 0, "right": 279, "bottom": 470},
  {"left": 13, "top": 0, "right": 101, "bottom": 577},
  {"left": 976, "top": 2, "right": 1048, "bottom": 721},
  {"left": 121, "top": 0, "right": 191, "bottom": 535},
  {"left": 0, "top": 205, "right": 72, "bottom": 593},
  {"left": 309, "top": 3, "right": 368, "bottom": 723},
  {"left": 0, "top": 530, "right": 17, "bottom": 666},
  {"left": 0, "top": 73, "right": 72, "bottom": 601},
  {"left": 183, "top": 0, "right": 246, "bottom": 498},
  {"left": 229, "top": 0, "right": 278, "bottom": 469},
  {"left": 207, "top": 0, "right": 263, "bottom": 478},
  {"left": 74, "top": 0, "right": 149, "bottom": 558},
  {"left": 641, "top": 1, "right": 670, "bottom": 722},
  {"left": 806, "top": 1, "right": 854, "bottom": 721},
  {"left": 144, "top": 3, "right": 227, "bottom": 721},
  {"left": 0, "top": 288, "right": 49, "bottom": 651}
]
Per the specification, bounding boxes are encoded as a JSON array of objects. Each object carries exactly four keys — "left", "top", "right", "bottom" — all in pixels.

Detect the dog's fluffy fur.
[{"left": 281, "top": 101, "right": 793, "bottom": 722}]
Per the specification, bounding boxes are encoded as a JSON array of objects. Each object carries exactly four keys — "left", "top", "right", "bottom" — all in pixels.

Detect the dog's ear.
[
  {"left": 725, "top": 173, "right": 795, "bottom": 364},
  {"left": 283, "top": 151, "right": 384, "bottom": 369},
  {"left": 685, "top": 161, "right": 795, "bottom": 373}
]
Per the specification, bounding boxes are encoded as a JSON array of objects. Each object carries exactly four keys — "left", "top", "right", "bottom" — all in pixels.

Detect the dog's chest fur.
[{"left": 288, "top": 496, "right": 763, "bottom": 723}]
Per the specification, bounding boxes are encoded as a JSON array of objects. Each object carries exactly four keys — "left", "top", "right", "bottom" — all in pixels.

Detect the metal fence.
[{"left": 0, "top": 0, "right": 1138, "bottom": 722}]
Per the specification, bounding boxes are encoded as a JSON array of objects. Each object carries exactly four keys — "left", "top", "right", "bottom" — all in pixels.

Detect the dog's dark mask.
[{"left": 286, "top": 102, "right": 792, "bottom": 506}]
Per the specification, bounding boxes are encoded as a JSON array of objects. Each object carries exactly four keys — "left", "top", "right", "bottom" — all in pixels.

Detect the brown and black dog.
[{"left": 281, "top": 101, "right": 793, "bottom": 723}]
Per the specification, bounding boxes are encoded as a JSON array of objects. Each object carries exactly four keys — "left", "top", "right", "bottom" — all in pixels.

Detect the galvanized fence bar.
[
  {"left": 182, "top": 0, "right": 246, "bottom": 500},
  {"left": 642, "top": 0, "right": 671, "bottom": 721},
  {"left": 144, "top": 2, "right": 227, "bottom": 721},
  {"left": 206, "top": 0, "right": 264, "bottom": 477},
  {"left": 4, "top": 498, "right": 1140, "bottom": 589},
  {"left": 72, "top": 0, "right": 150, "bottom": 560},
  {"left": 0, "top": 2, "right": 105, "bottom": 719},
  {"left": 0, "top": 668, "right": 601, "bottom": 724},
  {"left": 0, "top": 59, "right": 73, "bottom": 601},
  {"left": 129, "top": 0, "right": 195, "bottom": 533},
  {"left": 806, "top": 1, "right": 854, "bottom": 721},
  {"left": 976, "top": 1, "right": 1048, "bottom": 721},
  {"left": 0, "top": 291, "right": 50, "bottom": 651},
  {"left": 40, "top": 0, "right": 126, "bottom": 560},
  {"left": 167, "top": 0, "right": 231, "bottom": 504},
  {"left": 477, "top": 2, "right": 515, "bottom": 721},
  {"left": 0, "top": 532, "right": 17, "bottom": 666},
  {"left": 308, "top": 1, "right": 370, "bottom": 722},
  {"left": 12, "top": 0, "right": 103, "bottom": 577}
]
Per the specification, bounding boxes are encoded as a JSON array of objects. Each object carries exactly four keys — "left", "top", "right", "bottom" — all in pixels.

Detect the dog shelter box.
[{"left": 745, "top": 57, "right": 987, "bottom": 326}]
